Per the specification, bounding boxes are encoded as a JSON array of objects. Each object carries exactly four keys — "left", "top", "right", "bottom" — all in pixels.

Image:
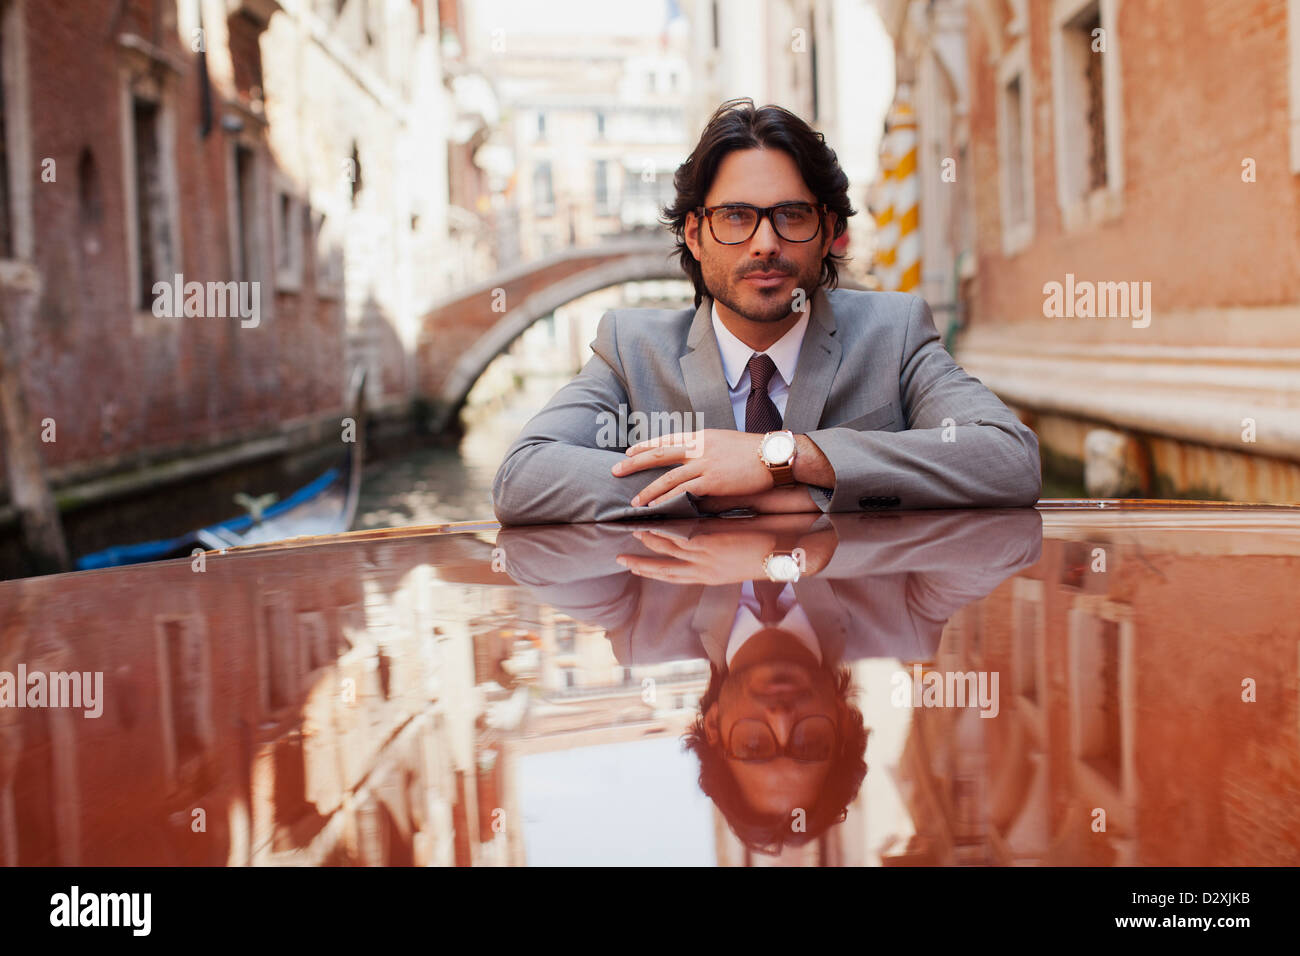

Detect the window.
[
  {"left": 595, "top": 111, "right": 605, "bottom": 138},
  {"left": 556, "top": 626, "right": 576, "bottom": 655},
  {"left": 1068, "top": 598, "right": 1135, "bottom": 811},
  {"left": 1011, "top": 577, "right": 1046, "bottom": 740},
  {"left": 259, "top": 594, "right": 298, "bottom": 714},
  {"left": 131, "top": 95, "right": 176, "bottom": 309},
  {"left": 0, "top": 0, "right": 33, "bottom": 264},
  {"left": 1051, "top": 0, "right": 1124, "bottom": 229},
  {"left": 232, "top": 143, "right": 258, "bottom": 282},
  {"left": 297, "top": 611, "right": 333, "bottom": 673},
  {"left": 312, "top": 208, "right": 344, "bottom": 297},
  {"left": 1002, "top": 77, "right": 1026, "bottom": 227},
  {"left": 1081, "top": 10, "right": 1106, "bottom": 191},
  {"left": 76, "top": 149, "right": 102, "bottom": 230},
  {"left": 273, "top": 183, "right": 303, "bottom": 291},
  {"left": 533, "top": 160, "right": 554, "bottom": 216},
  {"left": 348, "top": 140, "right": 362, "bottom": 206},
  {"left": 277, "top": 193, "right": 291, "bottom": 269},
  {"left": 996, "top": 40, "right": 1034, "bottom": 254},
  {"left": 156, "top": 616, "right": 213, "bottom": 784},
  {"left": 536, "top": 111, "right": 546, "bottom": 139},
  {"left": 593, "top": 159, "right": 610, "bottom": 214},
  {"left": 1013, "top": 590, "right": 1041, "bottom": 704}
]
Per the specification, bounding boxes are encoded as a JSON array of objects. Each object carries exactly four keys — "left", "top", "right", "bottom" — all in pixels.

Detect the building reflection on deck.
[{"left": 0, "top": 504, "right": 1297, "bottom": 866}]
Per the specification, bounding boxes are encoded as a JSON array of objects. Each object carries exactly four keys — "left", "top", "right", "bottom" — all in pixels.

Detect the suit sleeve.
[
  {"left": 804, "top": 295, "right": 1041, "bottom": 511},
  {"left": 492, "top": 311, "right": 703, "bottom": 525}
]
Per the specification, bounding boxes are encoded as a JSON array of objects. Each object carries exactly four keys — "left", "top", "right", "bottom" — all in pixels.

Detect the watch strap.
[{"left": 767, "top": 461, "right": 795, "bottom": 487}]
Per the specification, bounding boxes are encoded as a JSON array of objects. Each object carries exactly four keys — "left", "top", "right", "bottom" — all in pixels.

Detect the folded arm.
[
  {"left": 804, "top": 296, "right": 1041, "bottom": 512},
  {"left": 492, "top": 313, "right": 703, "bottom": 525}
]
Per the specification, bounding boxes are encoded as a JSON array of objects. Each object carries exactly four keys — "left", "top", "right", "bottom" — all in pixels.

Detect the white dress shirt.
[
  {"left": 724, "top": 580, "right": 823, "bottom": 668},
  {"left": 711, "top": 301, "right": 810, "bottom": 431}
]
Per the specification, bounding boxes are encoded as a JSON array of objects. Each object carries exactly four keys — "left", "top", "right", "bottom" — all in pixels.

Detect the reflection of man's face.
[{"left": 704, "top": 628, "right": 845, "bottom": 818}]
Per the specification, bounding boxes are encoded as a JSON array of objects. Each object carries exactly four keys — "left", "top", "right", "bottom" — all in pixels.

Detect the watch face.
[
  {"left": 767, "top": 554, "right": 800, "bottom": 581},
  {"left": 762, "top": 431, "right": 796, "bottom": 464}
]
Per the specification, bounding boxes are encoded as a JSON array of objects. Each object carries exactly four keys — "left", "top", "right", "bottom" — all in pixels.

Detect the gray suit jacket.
[{"left": 492, "top": 288, "right": 1040, "bottom": 524}]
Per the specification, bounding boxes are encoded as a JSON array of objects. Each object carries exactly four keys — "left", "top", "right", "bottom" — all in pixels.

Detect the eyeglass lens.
[
  {"left": 711, "top": 204, "right": 821, "bottom": 243},
  {"left": 729, "top": 714, "right": 835, "bottom": 761}
]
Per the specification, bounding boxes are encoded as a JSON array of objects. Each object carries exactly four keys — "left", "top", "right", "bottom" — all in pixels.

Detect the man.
[{"left": 492, "top": 99, "right": 1040, "bottom": 525}]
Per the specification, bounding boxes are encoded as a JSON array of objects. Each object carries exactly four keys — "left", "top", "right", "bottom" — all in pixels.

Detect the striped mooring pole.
[
  {"left": 891, "top": 89, "right": 921, "bottom": 293},
  {"left": 873, "top": 140, "right": 899, "bottom": 291}
]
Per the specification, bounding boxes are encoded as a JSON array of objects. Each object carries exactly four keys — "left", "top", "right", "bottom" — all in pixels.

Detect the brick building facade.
[
  {"left": 0, "top": 0, "right": 496, "bottom": 568},
  {"left": 876, "top": 0, "right": 1300, "bottom": 504}
]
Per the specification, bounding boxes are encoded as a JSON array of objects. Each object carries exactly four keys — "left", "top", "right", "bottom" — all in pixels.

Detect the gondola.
[{"left": 75, "top": 368, "right": 367, "bottom": 571}]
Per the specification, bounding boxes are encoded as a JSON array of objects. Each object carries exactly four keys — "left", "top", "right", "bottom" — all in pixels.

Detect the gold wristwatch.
[
  {"left": 763, "top": 551, "right": 803, "bottom": 583},
  {"left": 758, "top": 430, "right": 797, "bottom": 487}
]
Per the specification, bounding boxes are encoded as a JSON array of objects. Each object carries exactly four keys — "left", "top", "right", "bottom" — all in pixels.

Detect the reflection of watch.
[
  {"left": 758, "top": 430, "right": 797, "bottom": 487},
  {"left": 763, "top": 551, "right": 802, "bottom": 583}
]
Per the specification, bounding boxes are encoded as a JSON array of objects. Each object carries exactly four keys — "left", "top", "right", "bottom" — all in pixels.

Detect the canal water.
[{"left": 354, "top": 374, "right": 568, "bottom": 529}]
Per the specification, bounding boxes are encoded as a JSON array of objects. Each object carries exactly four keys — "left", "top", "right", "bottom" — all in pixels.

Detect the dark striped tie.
[
  {"left": 753, "top": 579, "right": 788, "bottom": 624},
  {"left": 745, "top": 354, "right": 783, "bottom": 434}
]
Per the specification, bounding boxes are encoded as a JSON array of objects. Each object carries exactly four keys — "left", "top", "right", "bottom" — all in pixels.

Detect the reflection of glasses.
[
  {"left": 696, "top": 202, "right": 827, "bottom": 244},
  {"left": 725, "top": 714, "right": 836, "bottom": 763}
]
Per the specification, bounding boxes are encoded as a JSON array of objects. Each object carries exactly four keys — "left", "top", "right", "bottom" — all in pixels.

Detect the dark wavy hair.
[
  {"left": 661, "top": 98, "right": 856, "bottom": 307},
  {"left": 682, "top": 663, "right": 869, "bottom": 856}
]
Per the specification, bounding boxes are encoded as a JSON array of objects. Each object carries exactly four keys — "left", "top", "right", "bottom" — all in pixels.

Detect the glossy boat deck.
[{"left": 1, "top": 500, "right": 1297, "bottom": 865}]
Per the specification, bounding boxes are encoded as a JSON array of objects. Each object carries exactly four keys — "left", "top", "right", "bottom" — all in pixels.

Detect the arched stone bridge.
[{"left": 415, "top": 237, "right": 684, "bottom": 433}]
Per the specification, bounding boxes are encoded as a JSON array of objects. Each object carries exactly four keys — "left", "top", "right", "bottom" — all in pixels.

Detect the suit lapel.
[
  {"left": 792, "top": 576, "right": 851, "bottom": 663},
  {"left": 781, "top": 287, "right": 842, "bottom": 434},
  {"left": 681, "top": 296, "right": 740, "bottom": 432},
  {"left": 693, "top": 582, "right": 742, "bottom": 667}
]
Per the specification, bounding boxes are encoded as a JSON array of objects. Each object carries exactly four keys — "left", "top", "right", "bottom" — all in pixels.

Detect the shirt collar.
[
  {"left": 710, "top": 299, "right": 809, "bottom": 390},
  {"left": 725, "top": 582, "right": 823, "bottom": 668}
]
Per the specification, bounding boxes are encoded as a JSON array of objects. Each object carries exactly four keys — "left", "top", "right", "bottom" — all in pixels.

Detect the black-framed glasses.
[
  {"left": 724, "top": 714, "right": 837, "bottom": 763},
  {"left": 696, "top": 201, "right": 827, "bottom": 244}
]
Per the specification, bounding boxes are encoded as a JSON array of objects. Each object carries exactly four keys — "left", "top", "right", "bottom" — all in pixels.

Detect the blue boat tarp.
[{"left": 74, "top": 467, "right": 341, "bottom": 571}]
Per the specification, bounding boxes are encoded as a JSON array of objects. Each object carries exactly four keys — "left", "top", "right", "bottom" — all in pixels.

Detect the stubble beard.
[{"left": 707, "top": 260, "right": 821, "bottom": 325}]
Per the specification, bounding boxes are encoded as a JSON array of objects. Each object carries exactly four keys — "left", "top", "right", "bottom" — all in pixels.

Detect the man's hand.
[
  {"left": 615, "top": 522, "right": 839, "bottom": 585},
  {"left": 616, "top": 528, "right": 776, "bottom": 585},
  {"left": 613, "top": 429, "right": 773, "bottom": 507},
  {"left": 612, "top": 429, "right": 837, "bottom": 508}
]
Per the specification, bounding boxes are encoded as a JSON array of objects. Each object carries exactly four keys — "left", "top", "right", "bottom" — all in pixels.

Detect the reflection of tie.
[
  {"left": 753, "top": 579, "right": 787, "bottom": 625},
  {"left": 745, "top": 354, "right": 783, "bottom": 434}
]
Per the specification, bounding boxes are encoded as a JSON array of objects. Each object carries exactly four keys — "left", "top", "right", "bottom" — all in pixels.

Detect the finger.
[
  {"left": 612, "top": 444, "right": 689, "bottom": 476},
  {"left": 616, "top": 554, "right": 686, "bottom": 576},
  {"left": 631, "top": 463, "right": 701, "bottom": 507},
  {"left": 646, "top": 477, "right": 706, "bottom": 509},
  {"left": 626, "top": 430, "right": 699, "bottom": 456},
  {"left": 636, "top": 530, "right": 694, "bottom": 559}
]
